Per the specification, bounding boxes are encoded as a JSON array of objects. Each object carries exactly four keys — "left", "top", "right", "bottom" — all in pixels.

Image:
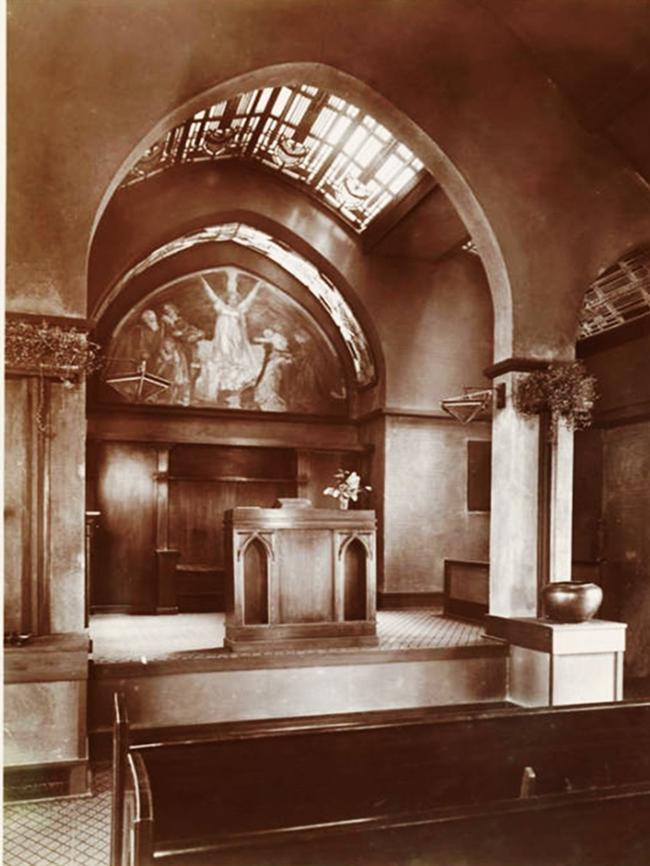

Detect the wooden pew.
[{"left": 113, "top": 698, "right": 650, "bottom": 866}]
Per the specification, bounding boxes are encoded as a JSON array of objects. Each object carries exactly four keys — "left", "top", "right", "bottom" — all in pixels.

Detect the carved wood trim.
[
  {"left": 236, "top": 531, "right": 275, "bottom": 562},
  {"left": 337, "top": 531, "right": 373, "bottom": 561}
]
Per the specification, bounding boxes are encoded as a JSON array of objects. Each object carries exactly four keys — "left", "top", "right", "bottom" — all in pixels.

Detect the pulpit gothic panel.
[{"left": 224, "top": 500, "right": 377, "bottom": 651}]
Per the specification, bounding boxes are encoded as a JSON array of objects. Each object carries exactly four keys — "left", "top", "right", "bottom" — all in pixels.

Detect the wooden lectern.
[{"left": 224, "top": 499, "right": 377, "bottom": 651}]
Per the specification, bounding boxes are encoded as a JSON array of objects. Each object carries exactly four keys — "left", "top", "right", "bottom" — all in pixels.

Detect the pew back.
[{"left": 115, "top": 700, "right": 650, "bottom": 866}]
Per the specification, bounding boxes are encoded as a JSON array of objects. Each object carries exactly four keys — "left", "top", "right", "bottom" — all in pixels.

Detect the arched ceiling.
[
  {"left": 121, "top": 83, "right": 430, "bottom": 234},
  {"left": 9, "top": 0, "right": 650, "bottom": 362}
]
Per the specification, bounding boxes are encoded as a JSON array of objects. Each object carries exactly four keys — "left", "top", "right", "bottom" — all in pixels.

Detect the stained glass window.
[
  {"left": 579, "top": 246, "right": 650, "bottom": 338},
  {"left": 121, "top": 84, "right": 428, "bottom": 232}
]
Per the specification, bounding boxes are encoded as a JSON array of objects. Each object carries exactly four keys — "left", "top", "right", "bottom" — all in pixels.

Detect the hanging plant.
[
  {"left": 6, "top": 319, "right": 102, "bottom": 384},
  {"left": 514, "top": 361, "right": 597, "bottom": 440}
]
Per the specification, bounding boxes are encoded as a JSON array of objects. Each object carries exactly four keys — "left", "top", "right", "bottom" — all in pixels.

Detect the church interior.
[{"left": 5, "top": 1, "right": 650, "bottom": 864}]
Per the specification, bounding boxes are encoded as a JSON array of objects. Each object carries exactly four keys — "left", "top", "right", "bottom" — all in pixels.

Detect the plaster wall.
[
  {"left": 88, "top": 163, "right": 363, "bottom": 322},
  {"left": 4, "top": 681, "right": 86, "bottom": 765},
  {"left": 382, "top": 417, "right": 491, "bottom": 594},
  {"left": 8, "top": 0, "right": 650, "bottom": 357},
  {"left": 365, "top": 253, "right": 493, "bottom": 411}
]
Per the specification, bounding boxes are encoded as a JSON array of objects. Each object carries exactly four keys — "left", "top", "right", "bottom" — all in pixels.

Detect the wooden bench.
[
  {"left": 443, "top": 559, "right": 489, "bottom": 620},
  {"left": 112, "top": 696, "right": 650, "bottom": 866}
]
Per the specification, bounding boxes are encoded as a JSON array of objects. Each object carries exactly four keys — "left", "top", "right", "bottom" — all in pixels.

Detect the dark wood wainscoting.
[
  {"left": 168, "top": 444, "right": 297, "bottom": 612},
  {"left": 88, "top": 437, "right": 369, "bottom": 615},
  {"left": 91, "top": 441, "right": 158, "bottom": 612}
]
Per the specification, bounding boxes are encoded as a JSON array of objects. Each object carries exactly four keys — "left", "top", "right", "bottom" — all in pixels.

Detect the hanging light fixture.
[
  {"left": 440, "top": 385, "right": 505, "bottom": 424},
  {"left": 105, "top": 361, "right": 170, "bottom": 402}
]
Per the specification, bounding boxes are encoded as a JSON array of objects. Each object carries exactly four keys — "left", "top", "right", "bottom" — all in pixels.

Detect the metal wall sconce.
[{"left": 440, "top": 383, "right": 506, "bottom": 424}]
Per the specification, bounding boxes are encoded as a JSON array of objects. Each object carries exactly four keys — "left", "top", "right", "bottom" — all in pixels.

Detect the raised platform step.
[{"left": 89, "top": 640, "right": 508, "bottom": 736}]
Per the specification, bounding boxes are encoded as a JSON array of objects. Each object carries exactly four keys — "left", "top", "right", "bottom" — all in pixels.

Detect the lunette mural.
[{"left": 103, "top": 267, "right": 348, "bottom": 415}]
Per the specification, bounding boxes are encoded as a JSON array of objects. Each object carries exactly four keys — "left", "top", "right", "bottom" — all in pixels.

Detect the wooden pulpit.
[{"left": 224, "top": 499, "right": 377, "bottom": 651}]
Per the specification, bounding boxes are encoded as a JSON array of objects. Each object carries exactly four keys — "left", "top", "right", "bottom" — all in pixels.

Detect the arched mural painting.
[{"left": 103, "top": 266, "right": 348, "bottom": 415}]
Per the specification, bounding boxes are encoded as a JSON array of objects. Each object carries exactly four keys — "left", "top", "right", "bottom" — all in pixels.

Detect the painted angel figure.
[{"left": 195, "top": 269, "right": 265, "bottom": 401}]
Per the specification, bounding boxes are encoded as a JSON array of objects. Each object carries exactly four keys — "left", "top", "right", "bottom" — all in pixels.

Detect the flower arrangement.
[
  {"left": 514, "top": 361, "right": 597, "bottom": 440},
  {"left": 323, "top": 469, "right": 372, "bottom": 510}
]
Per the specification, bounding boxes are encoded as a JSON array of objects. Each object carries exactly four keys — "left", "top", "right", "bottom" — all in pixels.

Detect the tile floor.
[
  {"left": 5, "top": 611, "right": 487, "bottom": 866},
  {"left": 3, "top": 767, "right": 112, "bottom": 866},
  {"left": 90, "top": 609, "right": 487, "bottom": 663}
]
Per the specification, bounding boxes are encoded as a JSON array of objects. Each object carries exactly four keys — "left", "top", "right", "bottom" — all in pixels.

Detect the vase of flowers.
[
  {"left": 514, "top": 361, "right": 597, "bottom": 441},
  {"left": 323, "top": 470, "right": 371, "bottom": 510}
]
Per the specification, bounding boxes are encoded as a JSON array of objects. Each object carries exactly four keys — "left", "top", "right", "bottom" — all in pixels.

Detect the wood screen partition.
[
  {"left": 224, "top": 501, "right": 377, "bottom": 651},
  {"left": 167, "top": 444, "right": 297, "bottom": 612},
  {"left": 92, "top": 442, "right": 158, "bottom": 612},
  {"left": 88, "top": 438, "right": 369, "bottom": 615}
]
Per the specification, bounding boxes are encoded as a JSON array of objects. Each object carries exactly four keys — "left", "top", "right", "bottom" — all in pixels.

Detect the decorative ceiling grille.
[
  {"left": 102, "top": 223, "right": 376, "bottom": 386},
  {"left": 120, "top": 84, "right": 428, "bottom": 232},
  {"left": 579, "top": 246, "right": 650, "bottom": 339}
]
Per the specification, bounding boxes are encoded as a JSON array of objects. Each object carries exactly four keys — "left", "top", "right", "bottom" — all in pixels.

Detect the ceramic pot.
[{"left": 542, "top": 581, "right": 603, "bottom": 623}]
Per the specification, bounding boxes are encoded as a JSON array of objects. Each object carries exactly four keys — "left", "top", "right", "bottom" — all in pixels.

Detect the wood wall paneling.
[
  {"left": 277, "top": 530, "right": 334, "bottom": 623},
  {"left": 297, "top": 450, "right": 367, "bottom": 508},
  {"left": 168, "top": 444, "right": 297, "bottom": 612},
  {"left": 89, "top": 439, "right": 371, "bottom": 616},
  {"left": 93, "top": 442, "right": 158, "bottom": 611},
  {"left": 169, "top": 444, "right": 297, "bottom": 479}
]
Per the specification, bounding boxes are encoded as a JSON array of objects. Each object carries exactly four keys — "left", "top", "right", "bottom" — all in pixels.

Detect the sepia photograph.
[{"left": 4, "top": 1, "right": 650, "bottom": 864}]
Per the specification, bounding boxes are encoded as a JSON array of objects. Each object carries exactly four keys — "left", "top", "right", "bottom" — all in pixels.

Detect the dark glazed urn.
[{"left": 542, "top": 581, "right": 603, "bottom": 623}]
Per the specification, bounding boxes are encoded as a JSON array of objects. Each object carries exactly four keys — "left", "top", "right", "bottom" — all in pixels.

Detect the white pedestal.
[{"left": 485, "top": 616, "right": 626, "bottom": 707}]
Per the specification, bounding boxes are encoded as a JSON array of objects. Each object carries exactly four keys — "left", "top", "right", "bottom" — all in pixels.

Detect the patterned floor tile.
[
  {"left": 3, "top": 768, "right": 111, "bottom": 866},
  {"left": 90, "top": 610, "right": 487, "bottom": 663},
  {"left": 5, "top": 613, "right": 487, "bottom": 865}
]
